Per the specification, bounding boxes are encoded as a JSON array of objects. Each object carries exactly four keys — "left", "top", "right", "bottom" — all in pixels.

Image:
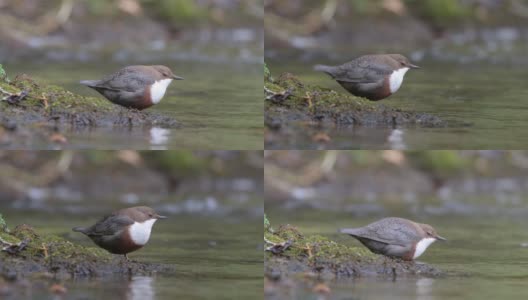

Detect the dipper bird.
[
  {"left": 80, "top": 65, "right": 183, "bottom": 110},
  {"left": 315, "top": 54, "right": 419, "bottom": 100}
]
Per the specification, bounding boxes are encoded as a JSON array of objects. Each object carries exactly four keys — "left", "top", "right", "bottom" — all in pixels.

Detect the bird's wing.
[
  {"left": 332, "top": 60, "right": 393, "bottom": 84},
  {"left": 93, "top": 66, "right": 156, "bottom": 92},
  {"left": 352, "top": 221, "right": 415, "bottom": 247},
  {"left": 86, "top": 213, "right": 135, "bottom": 236}
]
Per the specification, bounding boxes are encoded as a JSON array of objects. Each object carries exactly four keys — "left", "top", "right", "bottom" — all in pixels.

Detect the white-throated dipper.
[
  {"left": 339, "top": 217, "right": 445, "bottom": 261},
  {"left": 72, "top": 206, "right": 166, "bottom": 260},
  {"left": 80, "top": 65, "right": 183, "bottom": 110},
  {"left": 314, "top": 54, "right": 419, "bottom": 101}
]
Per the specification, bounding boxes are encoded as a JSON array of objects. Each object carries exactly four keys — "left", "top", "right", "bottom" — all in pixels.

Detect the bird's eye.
[{"left": 401, "top": 62, "right": 406, "bottom": 66}]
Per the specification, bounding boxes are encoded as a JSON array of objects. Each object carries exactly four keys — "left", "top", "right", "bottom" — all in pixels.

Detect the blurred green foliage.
[
  {"left": 142, "top": 151, "right": 206, "bottom": 174},
  {"left": 82, "top": 151, "right": 206, "bottom": 174},
  {"left": 406, "top": 0, "right": 471, "bottom": 24},
  {"left": 0, "top": 64, "right": 6, "bottom": 81},
  {"left": 83, "top": 0, "right": 207, "bottom": 23},
  {"left": 0, "top": 214, "right": 6, "bottom": 232},
  {"left": 409, "top": 150, "right": 468, "bottom": 174},
  {"left": 347, "top": 0, "right": 377, "bottom": 14},
  {"left": 1, "top": 0, "right": 258, "bottom": 27},
  {"left": 271, "top": 0, "right": 478, "bottom": 25},
  {"left": 264, "top": 214, "right": 272, "bottom": 232},
  {"left": 141, "top": 0, "right": 207, "bottom": 24},
  {"left": 86, "top": 0, "right": 117, "bottom": 16},
  {"left": 264, "top": 62, "right": 272, "bottom": 82}
]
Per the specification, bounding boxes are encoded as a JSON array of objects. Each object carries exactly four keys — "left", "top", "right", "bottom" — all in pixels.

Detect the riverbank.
[
  {"left": 264, "top": 216, "right": 442, "bottom": 280},
  {"left": 0, "top": 222, "right": 173, "bottom": 279},
  {"left": 0, "top": 71, "right": 178, "bottom": 148},
  {"left": 264, "top": 68, "right": 445, "bottom": 149}
]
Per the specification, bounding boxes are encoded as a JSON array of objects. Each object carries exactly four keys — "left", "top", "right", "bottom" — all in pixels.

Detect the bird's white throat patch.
[
  {"left": 129, "top": 219, "right": 157, "bottom": 245},
  {"left": 389, "top": 67, "right": 409, "bottom": 93},
  {"left": 150, "top": 79, "right": 172, "bottom": 104},
  {"left": 413, "top": 237, "right": 436, "bottom": 259}
]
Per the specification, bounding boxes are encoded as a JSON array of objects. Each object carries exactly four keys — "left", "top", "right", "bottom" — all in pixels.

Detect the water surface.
[
  {"left": 268, "top": 61, "right": 528, "bottom": 149},
  {"left": 3, "top": 210, "right": 262, "bottom": 299},
  {"left": 7, "top": 61, "right": 262, "bottom": 150},
  {"left": 267, "top": 209, "right": 528, "bottom": 300}
]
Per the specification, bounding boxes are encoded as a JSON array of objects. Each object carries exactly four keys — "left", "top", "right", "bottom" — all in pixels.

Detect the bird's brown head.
[
  {"left": 152, "top": 65, "right": 184, "bottom": 80},
  {"left": 127, "top": 206, "right": 167, "bottom": 222},
  {"left": 419, "top": 223, "right": 446, "bottom": 241},
  {"left": 388, "top": 54, "right": 420, "bottom": 69}
]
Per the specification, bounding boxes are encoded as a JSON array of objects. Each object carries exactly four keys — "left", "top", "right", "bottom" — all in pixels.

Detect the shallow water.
[
  {"left": 267, "top": 61, "right": 528, "bottom": 149},
  {"left": 266, "top": 209, "right": 528, "bottom": 300},
  {"left": 6, "top": 61, "right": 262, "bottom": 150},
  {"left": 2, "top": 210, "right": 262, "bottom": 300}
]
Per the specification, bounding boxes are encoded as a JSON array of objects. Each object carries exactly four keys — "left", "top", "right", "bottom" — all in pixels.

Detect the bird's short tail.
[
  {"left": 72, "top": 226, "right": 87, "bottom": 233},
  {"left": 314, "top": 64, "right": 336, "bottom": 77},
  {"left": 338, "top": 228, "right": 357, "bottom": 235},
  {"left": 79, "top": 80, "right": 98, "bottom": 87}
]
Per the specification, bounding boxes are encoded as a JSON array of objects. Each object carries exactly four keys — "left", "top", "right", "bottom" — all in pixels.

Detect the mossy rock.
[
  {"left": 265, "top": 72, "right": 445, "bottom": 128},
  {"left": 265, "top": 222, "right": 443, "bottom": 279},
  {"left": 6, "top": 74, "right": 111, "bottom": 112},
  {"left": 0, "top": 74, "right": 179, "bottom": 147},
  {"left": 0, "top": 224, "right": 174, "bottom": 278},
  {"left": 0, "top": 74, "right": 179, "bottom": 127}
]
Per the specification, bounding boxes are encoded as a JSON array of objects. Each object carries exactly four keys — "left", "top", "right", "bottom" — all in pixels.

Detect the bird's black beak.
[
  {"left": 436, "top": 235, "right": 447, "bottom": 241},
  {"left": 409, "top": 63, "right": 420, "bottom": 69},
  {"left": 172, "top": 75, "right": 184, "bottom": 80},
  {"left": 156, "top": 214, "right": 168, "bottom": 219}
]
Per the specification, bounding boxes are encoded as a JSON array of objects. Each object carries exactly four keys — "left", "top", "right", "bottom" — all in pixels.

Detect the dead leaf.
[
  {"left": 382, "top": 0, "right": 406, "bottom": 15},
  {"left": 116, "top": 150, "right": 143, "bottom": 166},
  {"left": 265, "top": 87, "right": 292, "bottom": 103},
  {"left": 303, "top": 91, "right": 313, "bottom": 107},
  {"left": 312, "top": 133, "right": 331, "bottom": 143},
  {"left": 4, "top": 90, "right": 28, "bottom": 105},
  {"left": 49, "top": 283, "right": 67, "bottom": 294},
  {"left": 382, "top": 150, "right": 405, "bottom": 165},
  {"left": 1, "top": 238, "right": 29, "bottom": 254},
  {"left": 313, "top": 282, "right": 331, "bottom": 294},
  {"left": 118, "top": 0, "right": 142, "bottom": 16},
  {"left": 265, "top": 239, "right": 292, "bottom": 255},
  {"left": 49, "top": 133, "right": 67, "bottom": 144}
]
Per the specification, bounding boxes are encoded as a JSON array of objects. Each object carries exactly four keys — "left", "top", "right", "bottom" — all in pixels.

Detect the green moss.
[
  {"left": 0, "top": 231, "right": 19, "bottom": 244},
  {"left": 265, "top": 223, "right": 375, "bottom": 263},
  {"left": 0, "top": 75, "right": 113, "bottom": 113},
  {"left": 1, "top": 224, "right": 111, "bottom": 262},
  {"left": 0, "top": 64, "right": 6, "bottom": 82},
  {"left": 265, "top": 72, "right": 377, "bottom": 113},
  {"left": 0, "top": 80, "right": 19, "bottom": 94},
  {"left": 264, "top": 62, "right": 272, "bottom": 82},
  {"left": 0, "top": 213, "right": 6, "bottom": 232},
  {"left": 264, "top": 214, "right": 271, "bottom": 232}
]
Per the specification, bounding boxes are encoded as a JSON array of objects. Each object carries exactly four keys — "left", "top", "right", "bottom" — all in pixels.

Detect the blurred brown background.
[{"left": 265, "top": 0, "right": 528, "bottom": 63}]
